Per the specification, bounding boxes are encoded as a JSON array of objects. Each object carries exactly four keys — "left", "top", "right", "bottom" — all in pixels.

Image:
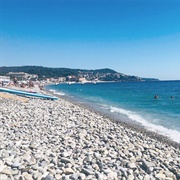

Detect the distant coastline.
[{"left": 0, "top": 65, "right": 159, "bottom": 83}]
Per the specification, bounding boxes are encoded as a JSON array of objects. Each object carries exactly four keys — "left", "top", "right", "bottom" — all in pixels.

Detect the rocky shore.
[{"left": 0, "top": 95, "right": 180, "bottom": 180}]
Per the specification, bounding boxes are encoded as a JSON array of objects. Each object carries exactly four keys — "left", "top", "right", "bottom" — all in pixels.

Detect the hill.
[{"left": 0, "top": 66, "right": 158, "bottom": 82}]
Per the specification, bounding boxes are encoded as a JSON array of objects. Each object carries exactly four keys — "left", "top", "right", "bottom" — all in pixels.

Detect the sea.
[{"left": 46, "top": 81, "right": 180, "bottom": 143}]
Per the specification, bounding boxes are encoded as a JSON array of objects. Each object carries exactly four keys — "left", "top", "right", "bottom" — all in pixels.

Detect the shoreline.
[
  {"left": 45, "top": 87, "right": 180, "bottom": 149},
  {"left": 0, "top": 87, "right": 180, "bottom": 179}
]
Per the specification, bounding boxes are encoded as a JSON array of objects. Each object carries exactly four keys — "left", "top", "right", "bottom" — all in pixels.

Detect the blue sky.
[{"left": 1, "top": 0, "right": 180, "bottom": 80}]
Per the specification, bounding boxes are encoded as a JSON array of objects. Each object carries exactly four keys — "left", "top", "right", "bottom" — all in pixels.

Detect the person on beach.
[{"left": 13, "top": 77, "right": 18, "bottom": 86}]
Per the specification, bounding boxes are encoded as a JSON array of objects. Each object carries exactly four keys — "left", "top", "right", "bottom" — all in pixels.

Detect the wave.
[
  {"left": 49, "top": 89, "right": 65, "bottom": 96},
  {"left": 109, "top": 106, "right": 180, "bottom": 143}
]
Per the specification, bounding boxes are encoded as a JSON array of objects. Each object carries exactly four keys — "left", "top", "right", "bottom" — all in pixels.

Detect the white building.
[
  {"left": 58, "top": 77, "right": 66, "bottom": 82},
  {"left": 7, "top": 72, "right": 38, "bottom": 80},
  {"left": 0, "top": 76, "right": 11, "bottom": 86}
]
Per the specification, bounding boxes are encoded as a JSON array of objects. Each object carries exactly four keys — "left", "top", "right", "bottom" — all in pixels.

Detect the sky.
[{"left": 0, "top": 0, "right": 180, "bottom": 80}]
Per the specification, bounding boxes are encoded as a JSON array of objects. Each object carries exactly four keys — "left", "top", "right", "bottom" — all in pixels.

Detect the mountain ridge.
[{"left": 0, "top": 66, "right": 159, "bottom": 82}]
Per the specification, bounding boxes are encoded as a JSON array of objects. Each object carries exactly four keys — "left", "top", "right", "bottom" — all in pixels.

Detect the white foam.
[
  {"left": 109, "top": 106, "right": 180, "bottom": 143},
  {"left": 49, "top": 89, "right": 55, "bottom": 92},
  {"left": 49, "top": 89, "right": 65, "bottom": 96}
]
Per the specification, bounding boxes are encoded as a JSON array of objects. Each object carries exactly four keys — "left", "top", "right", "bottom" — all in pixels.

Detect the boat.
[{"left": 0, "top": 87, "right": 58, "bottom": 100}]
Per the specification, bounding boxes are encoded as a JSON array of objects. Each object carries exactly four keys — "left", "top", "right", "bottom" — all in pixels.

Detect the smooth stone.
[
  {"left": 60, "top": 157, "right": 72, "bottom": 163},
  {"left": 42, "top": 172, "right": 49, "bottom": 178},
  {"left": 28, "top": 158, "right": 36, "bottom": 165},
  {"left": 63, "top": 168, "right": 75, "bottom": 175},
  {"left": 65, "top": 163, "right": 72, "bottom": 168},
  {"left": 45, "top": 175, "right": 54, "bottom": 180},
  {"left": 55, "top": 174, "right": 61, "bottom": 179},
  {"left": 18, "top": 165, "right": 25, "bottom": 170},
  {"left": 81, "top": 168, "right": 94, "bottom": 175},
  {"left": 143, "top": 174, "right": 151, "bottom": 180},
  {"left": 85, "top": 175, "right": 96, "bottom": 179},
  {"left": 83, "top": 156, "right": 92, "bottom": 162},
  {"left": 23, "top": 154, "right": 32, "bottom": 162},
  {"left": 61, "top": 152, "right": 69, "bottom": 157},
  {"left": 128, "top": 169, "right": 133, "bottom": 175},
  {"left": 107, "top": 171, "right": 118, "bottom": 180},
  {"left": 164, "top": 171, "right": 176, "bottom": 179},
  {"left": 148, "top": 167, "right": 154, "bottom": 173},
  {"left": 94, "top": 152, "right": 101, "bottom": 159},
  {"left": 4, "top": 159, "right": 12, "bottom": 166},
  {"left": 31, "top": 164, "right": 39, "bottom": 170},
  {"left": 0, "top": 160, "right": 5, "bottom": 172},
  {"left": 127, "top": 163, "right": 137, "bottom": 170},
  {"left": 11, "top": 161, "right": 21, "bottom": 168},
  {"left": 95, "top": 172, "right": 105, "bottom": 180},
  {"left": 48, "top": 163, "right": 55, "bottom": 167},
  {"left": 71, "top": 173, "right": 86, "bottom": 180},
  {"left": 1, "top": 151, "right": 9, "bottom": 158},
  {"left": 11, "top": 169, "right": 19, "bottom": 175},
  {"left": 50, "top": 158, "right": 57, "bottom": 165},
  {"left": 48, "top": 168, "right": 56, "bottom": 175},
  {"left": 79, "top": 173, "right": 86, "bottom": 180},
  {"left": 62, "top": 175, "right": 70, "bottom": 180},
  {"left": 29, "top": 144, "right": 37, "bottom": 150},
  {"left": 22, "top": 172, "right": 34, "bottom": 180},
  {"left": 103, "top": 168, "right": 114, "bottom": 175},
  {"left": 127, "top": 174, "right": 134, "bottom": 180},
  {"left": 48, "top": 152, "right": 56, "bottom": 158},
  {"left": 0, "top": 174, "right": 8, "bottom": 180},
  {"left": 155, "top": 173, "right": 166, "bottom": 180},
  {"left": 1, "top": 168, "right": 12, "bottom": 175},
  {"left": 33, "top": 171, "right": 43, "bottom": 179},
  {"left": 40, "top": 160, "right": 48, "bottom": 168},
  {"left": 121, "top": 160, "right": 129, "bottom": 166},
  {"left": 142, "top": 161, "right": 155, "bottom": 168},
  {"left": 141, "top": 161, "right": 155, "bottom": 173},
  {"left": 56, "top": 169, "right": 63, "bottom": 174},
  {"left": 70, "top": 173, "right": 81, "bottom": 180},
  {"left": 130, "top": 157, "right": 136, "bottom": 163}
]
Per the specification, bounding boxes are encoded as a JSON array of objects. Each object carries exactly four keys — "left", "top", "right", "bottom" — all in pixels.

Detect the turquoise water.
[{"left": 46, "top": 81, "right": 180, "bottom": 143}]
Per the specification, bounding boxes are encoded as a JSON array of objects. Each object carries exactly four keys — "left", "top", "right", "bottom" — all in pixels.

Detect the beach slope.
[{"left": 0, "top": 95, "right": 179, "bottom": 179}]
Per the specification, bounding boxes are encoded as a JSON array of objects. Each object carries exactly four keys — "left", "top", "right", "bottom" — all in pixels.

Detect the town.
[{"left": 0, "top": 66, "right": 159, "bottom": 88}]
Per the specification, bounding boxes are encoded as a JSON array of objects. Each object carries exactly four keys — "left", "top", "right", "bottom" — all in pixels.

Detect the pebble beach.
[{"left": 0, "top": 92, "right": 180, "bottom": 180}]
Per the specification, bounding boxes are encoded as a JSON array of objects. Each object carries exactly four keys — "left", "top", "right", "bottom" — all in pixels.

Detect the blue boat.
[{"left": 0, "top": 87, "right": 58, "bottom": 100}]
